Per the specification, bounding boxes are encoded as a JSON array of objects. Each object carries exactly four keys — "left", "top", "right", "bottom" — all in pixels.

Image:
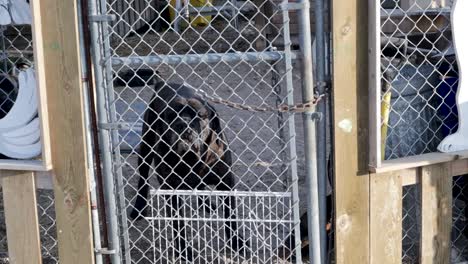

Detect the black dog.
[{"left": 130, "top": 81, "right": 246, "bottom": 260}]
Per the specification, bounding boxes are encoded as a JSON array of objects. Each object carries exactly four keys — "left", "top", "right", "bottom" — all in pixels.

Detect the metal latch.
[
  {"left": 89, "top": 14, "right": 116, "bottom": 23},
  {"left": 95, "top": 248, "right": 117, "bottom": 255},
  {"left": 306, "top": 112, "right": 323, "bottom": 121},
  {"left": 278, "top": 2, "right": 308, "bottom": 11},
  {"left": 98, "top": 122, "right": 132, "bottom": 130}
]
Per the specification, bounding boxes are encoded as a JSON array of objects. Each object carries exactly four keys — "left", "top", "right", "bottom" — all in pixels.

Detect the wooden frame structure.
[
  {"left": 0, "top": 0, "right": 53, "bottom": 171},
  {"left": 0, "top": 0, "right": 464, "bottom": 262},
  {"left": 333, "top": 0, "right": 466, "bottom": 263},
  {"left": 367, "top": 0, "right": 460, "bottom": 173},
  {"left": 0, "top": 0, "right": 95, "bottom": 263}
]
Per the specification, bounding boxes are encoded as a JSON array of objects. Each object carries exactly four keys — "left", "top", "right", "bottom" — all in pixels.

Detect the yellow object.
[
  {"left": 190, "top": 0, "right": 212, "bottom": 27},
  {"left": 169, "top": 0, "right": 212, "bottom": 28},
  {"left": 380, "top": 91, "right": 392, "bottom": 160}
]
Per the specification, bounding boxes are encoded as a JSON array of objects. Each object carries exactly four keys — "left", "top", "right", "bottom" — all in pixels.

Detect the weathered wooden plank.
[
  {"left": 332, "top": 0, "right": 370, "bottom": 261},
  {"left": 373, "top": 150, "right": 468, "bottom": 173},
  {"left": 370, "top": 172, "right": 402, "bottom": 264},
  {"left": 396, "top": 159, "right": 468, "bottom": 186},
  {"left": 0, "top": 171, "right": 54, "bottom": 190},
  {"left": 30, "top": 0, "right": 53, "bottom": 171},
  {"left": 31, "top": 0, "right": 95, "bottom": 263},
  {"left": 368, "top": 0, "right": 381, "bottom": 168},
  {"left": 2, "top": 171, "right": 42, "bottom": 264},
  {"left": 420, "top": 164, "right": 452, "bottom": 264}
]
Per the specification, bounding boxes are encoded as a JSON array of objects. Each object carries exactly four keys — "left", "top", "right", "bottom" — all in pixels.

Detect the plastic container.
[{"left": 169, "top": 0, "right": 212, "bottom": 29}]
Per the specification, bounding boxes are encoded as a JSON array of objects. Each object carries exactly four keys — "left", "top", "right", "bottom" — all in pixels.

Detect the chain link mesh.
[
  {"left": 0, "top": 188, "right": 58, "bottom": 264},
  {"left": 92, "top": 0, "right": 316, "bottom": 262},
  {"left": 379, "top": 1, "right": 468, "bottom": 263},
  {"left": 402, "top": 178, "right": 468, "bottom": 264},
  {"left": 452, "top": 175, "right": 468, "bottom": 263},
  {"left": 380, "top": 0, "right": 455, "bottom": 160},
  {"left": 0, "top": 24, "right": 58, "bottom": 264},
  {"left": 402, "top": 184, "right": 421, "bottom": 264}
]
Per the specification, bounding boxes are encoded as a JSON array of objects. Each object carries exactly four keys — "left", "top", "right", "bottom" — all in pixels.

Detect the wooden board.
[
  {"left": 0, "top": 171, "right": 54, "bottom": 190},
  {"left": 2, "top": 171, "right": 42, "bottom": 264},
  {"left": 373, "top": 151, "right": 468, "bottom": 173},
  {"left": 0, "top": 0, "right": 55, "bottom": 171},
  {"left": 370, "top": 172, "right": 402, "bottom": 264},
  {"left": 368, "top": 0, "right": 382, "bottom": 168},
  {"left": 30, "top": 0, "right": 95, "bottom": 263},
  {"left": 0, "top": 159, "right": 50, "bottom": 171},
  {"left": 332, "top": 0, "right": 370, "bottom": 261},
  {"left": 397, "top": 159, "right": 468, "bottom": 186},
  {"left": 31, "top": 0, "right": 53, "bottom": 171},
  {"left": 420, "top": 164, "right": 452, "bottom": 264}
]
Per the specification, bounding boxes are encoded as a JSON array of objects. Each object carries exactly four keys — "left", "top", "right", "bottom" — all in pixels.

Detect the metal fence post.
[
  {"left": 298, "top": 0, "right": 323, "bottom": 263},
  {"left": 77, "top": 1, "right": 104, "bottom": 263},
  {"left": 314, "top": 0, "right": 329, "bottom": 262},
  {"left": 86, "top": 0, "right": 123, "bottom": 262}
]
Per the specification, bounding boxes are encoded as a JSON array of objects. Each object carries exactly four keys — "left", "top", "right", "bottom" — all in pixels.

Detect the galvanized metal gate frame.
[{"left": 85, "top": 0, "right": 321, "bottom": 263}]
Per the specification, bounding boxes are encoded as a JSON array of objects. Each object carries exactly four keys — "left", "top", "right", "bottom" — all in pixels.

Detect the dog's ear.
[{"left": 203, "top": 113, "right": 226, "bottom": 166}]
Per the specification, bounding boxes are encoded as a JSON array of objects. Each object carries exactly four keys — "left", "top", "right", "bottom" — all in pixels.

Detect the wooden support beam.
[
  {"left": 2, "top": 171, "right": 42, "bottom": 264},
  {"left": 332, "top": 0, "right": 370, "bottom": 261},
  {"left": 370, "top": 172, "right": 402, "bottom": 264},
  {"left": 30, "top": 0, "right": 95, "bottom": 263},
  {"left": 420, "top": 164, "right": 452, "bottom": 264}
]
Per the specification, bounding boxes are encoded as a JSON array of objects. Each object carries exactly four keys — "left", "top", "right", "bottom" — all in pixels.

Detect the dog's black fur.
[{"left": 130, "top": 81, "right": 246, "bottom": 260}]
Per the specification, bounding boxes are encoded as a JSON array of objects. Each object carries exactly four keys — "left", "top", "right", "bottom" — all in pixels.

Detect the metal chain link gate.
[{"left": 86, "top": 0, "right": 318, "bottom": 262}]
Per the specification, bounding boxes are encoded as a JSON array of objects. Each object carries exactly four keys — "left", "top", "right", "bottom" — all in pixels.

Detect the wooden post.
[
  {"left": 420, "top": 164, "right": 452, "bottom": 264},
  {"left": 332, "top": 0, "right": 370, "bottom": 261},
  {"left": 2, "top": 171, "right": 42, "bottom": 264},
  {"left": 370, "top": 172, "right": 402, "bottom": 263},
  {"left": 31, "top": 0, "right": 95, "bottom": 263}
]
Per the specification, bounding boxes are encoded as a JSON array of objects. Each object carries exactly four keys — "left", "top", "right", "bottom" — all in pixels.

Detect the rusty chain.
[{"left": 188, "top": 83, "right": 325, "bottom": 113}]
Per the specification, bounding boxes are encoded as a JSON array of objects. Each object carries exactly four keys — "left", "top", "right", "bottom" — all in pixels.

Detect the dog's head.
[{"left": 159, "top": 92, "right": 226, "bottom": 164}]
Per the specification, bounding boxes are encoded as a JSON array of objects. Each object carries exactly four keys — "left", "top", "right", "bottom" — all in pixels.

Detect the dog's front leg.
[{"left": 130, "top": 117, "right": 159, "bottom": 220}]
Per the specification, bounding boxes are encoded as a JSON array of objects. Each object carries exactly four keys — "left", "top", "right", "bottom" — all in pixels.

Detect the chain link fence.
[
  {"left": 402, "top": 177, "right": 468, "bottom": 264},
  {"left": 380, "top": 0, "right": 458, "bottom": 160},
  {"left": 88, "top": 0, "right": 318, "bottom": 262},
  {"left": 379, "top": 1, "right": 468, "bottom": 263},
  {"left": 0, "top": 188, "right": 59, "bottom": 264},
  {"left": 380, "top": 0, "right": 454, "bottom": 160},
  {"left": 0, "top": 24, "right": 59, "bottom": 264}
]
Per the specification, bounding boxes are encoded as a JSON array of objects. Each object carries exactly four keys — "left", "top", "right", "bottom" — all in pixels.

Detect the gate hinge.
[
  {"left": 314, "top": 81, "right": 328, "bottom": 90},
  {"left": 89, "top": 14, "right": 116, "bottom": 23},
  {"left": 99, "top": 122, "right": 132, "bottom": 130},
  {"left": 278, "top": 2, "right": 308, "bottom": 11},
  {"left": 305, "top": 111, "right": 323, "bottom": 121},
  {"left": 95, "top": 248, "right": 117, "bottom": 255}
]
